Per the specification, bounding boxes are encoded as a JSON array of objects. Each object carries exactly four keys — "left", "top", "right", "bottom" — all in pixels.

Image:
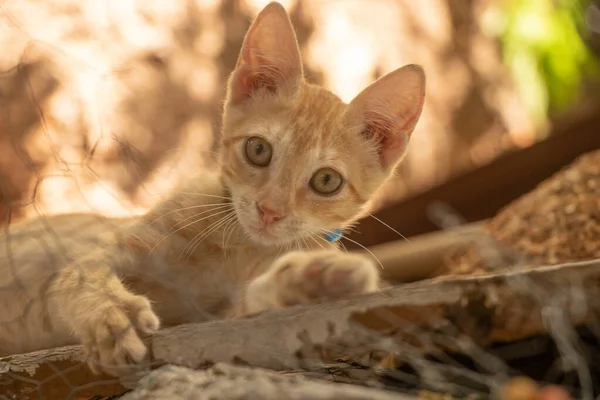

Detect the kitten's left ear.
[
  {"left": 227, "top": 2, "right": 303, "bottom": 104},
  {"left": 346, "top": 65, "right": 426, "bottom": 171}
]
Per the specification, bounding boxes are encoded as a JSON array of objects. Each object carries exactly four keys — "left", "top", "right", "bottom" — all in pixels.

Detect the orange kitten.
[{"left": 0, "top": 2, "right": 425, "bottom": 376}]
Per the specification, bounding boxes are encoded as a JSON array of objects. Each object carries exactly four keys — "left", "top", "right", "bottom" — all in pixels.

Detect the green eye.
[
  {"left": 309, "top": 168, "right": 344, "bottom": 195},
  {"left": 244, "top": 136, "right": 272, "bottom": 167}
]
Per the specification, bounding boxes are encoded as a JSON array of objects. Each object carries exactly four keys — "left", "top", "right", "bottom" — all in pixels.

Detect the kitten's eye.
[
  {"left": 244, "top": 136, "right": 272, "bottom": 167},
  {"left": 309, "top": 168, "right": 344, "bottom": 195}
]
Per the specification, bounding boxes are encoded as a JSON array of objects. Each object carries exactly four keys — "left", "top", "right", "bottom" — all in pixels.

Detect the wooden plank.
[
  {"left": 345, "top": 113, "right": 600, "bottom": 248},
  {"left": 2, "top": 258, "right": 599, "bottom": 399}
]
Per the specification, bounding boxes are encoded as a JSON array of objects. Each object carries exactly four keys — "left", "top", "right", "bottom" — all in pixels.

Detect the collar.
[{"left": 324, "top": 229, "right": 344, "bottom": 243}]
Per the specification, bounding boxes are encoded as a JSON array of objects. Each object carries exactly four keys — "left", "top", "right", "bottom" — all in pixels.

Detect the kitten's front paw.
[
  {"left": 77, "top": 293, "right": 160, "bottom": 376},
  {"left": 247, "top": 251, "right": 379, "bottom": 312}
]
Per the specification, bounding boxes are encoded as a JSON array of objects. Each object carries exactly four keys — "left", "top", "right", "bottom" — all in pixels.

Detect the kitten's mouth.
[
  {"left": 239, "top": 216, "right": 292, "bottom": 246},
  {"left": 245, "top": 222, "right": 280, "bottom": 241}
]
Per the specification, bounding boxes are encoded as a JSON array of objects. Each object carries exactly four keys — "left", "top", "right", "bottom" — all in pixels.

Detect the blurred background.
[{"left": 1, "top": 0, "right": 600, "bottom": 225}]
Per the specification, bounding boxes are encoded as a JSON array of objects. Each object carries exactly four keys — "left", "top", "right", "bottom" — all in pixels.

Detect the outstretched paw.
[
  {"left": 246, "top": 251, "right": 379, "bottom": 313},
  {"left": 78, "top": 293, "right": 160, "bottom": 376}
]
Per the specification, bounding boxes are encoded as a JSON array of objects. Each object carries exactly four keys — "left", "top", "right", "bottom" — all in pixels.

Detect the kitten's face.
[
  {"left": 221, "top": 86, "right": 383, "bottom": 246},
  {"left": 219, "top": 2, "right": 425, "bottom": 247}
]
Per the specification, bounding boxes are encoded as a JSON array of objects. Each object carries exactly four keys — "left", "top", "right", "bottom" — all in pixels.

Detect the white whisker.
[
  {"left": 338, "top": 240, "right": 348, "bottom": 252},
  {"left": 221, "top": 215, "right": 239, "bottom": 254},
  {"left": 151, "top": 207, "right": 234, "bottom": 254},
  {"left": 307, "top": 233, "right": 326, "bottom": 251},
  {"left": 299, "top": 235, "right": 310, "bottom": 251},
  {"left": 182, "top": 212, "right": 238, "bottom": 260},
  {"left": 340, "top": 235, "right": 384, "bottom": 270},
  {"left": 184, "top": 212, "right": 236, "bottom": 256},
  {"left": 316, "top": 228, "right": 384, "bottom": 270},
  {"left": 150, "top": 202, "right": 233, "bottom": 224},
  {"left": 149, "top": 191, "right": 232, "bottom": 201},
  {"left": 168, "top": 204, "right": 233, "bottom": 231},
  {"left": 367, "top": 213, "right": 411, "bottom": 243},
  {"left": 227, "top": 219, "right": 241, "bottom": 246}
]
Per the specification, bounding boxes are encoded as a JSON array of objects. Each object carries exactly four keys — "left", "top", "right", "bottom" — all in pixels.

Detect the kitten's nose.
[{"left": 256, "top": 202, "right": 284, "bottom": 224}]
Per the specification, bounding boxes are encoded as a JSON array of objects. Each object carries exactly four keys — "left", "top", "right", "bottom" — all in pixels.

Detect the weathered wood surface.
[
  {"left": 121, "top": 363, "right": 415, "bottom": 400},
  {"left": 1, "top": 258, "right": 599, "bottom": 399}
]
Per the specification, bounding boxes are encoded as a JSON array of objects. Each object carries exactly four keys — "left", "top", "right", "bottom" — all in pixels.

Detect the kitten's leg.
[
  {"left": 49, "top": 251, "right": 159, "bottom": 376},
  {"left": 242, "top": 250, "right": 379, "bottom": 315}
]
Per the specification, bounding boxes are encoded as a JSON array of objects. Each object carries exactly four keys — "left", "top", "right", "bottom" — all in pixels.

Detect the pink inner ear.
[
  {"left": 230, "top": 63, "right": 280, "bottom": 104},
  {"left": 361, "top": 115, "right": 409, "bottom": 168}
]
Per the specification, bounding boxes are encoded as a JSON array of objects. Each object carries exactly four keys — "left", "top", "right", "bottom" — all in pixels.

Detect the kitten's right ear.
[{"left": 227, "top": 2, "right": 303, "bottom": 104}]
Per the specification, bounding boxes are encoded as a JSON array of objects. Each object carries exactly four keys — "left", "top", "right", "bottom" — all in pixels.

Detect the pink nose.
[{"left": 257, "top": 202, "right": 284, "bottom": 224}]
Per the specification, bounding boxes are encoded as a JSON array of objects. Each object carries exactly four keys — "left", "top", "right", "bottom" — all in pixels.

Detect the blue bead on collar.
[{"left": 324, "top": 229, "right": 344, "bottom": 243}]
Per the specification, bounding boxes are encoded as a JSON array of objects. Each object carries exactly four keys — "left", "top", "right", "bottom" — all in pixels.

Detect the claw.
[{"left": 76, "top": 295, "right": 160, "bottom": 376}]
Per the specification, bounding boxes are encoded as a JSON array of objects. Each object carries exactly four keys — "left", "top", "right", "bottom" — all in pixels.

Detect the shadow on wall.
[
  {"left": 0, "top": 0, "right": 326, "bottom": 224},
  {"left": 0, "top": 0, "right": 530, "bottom": 224}
]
